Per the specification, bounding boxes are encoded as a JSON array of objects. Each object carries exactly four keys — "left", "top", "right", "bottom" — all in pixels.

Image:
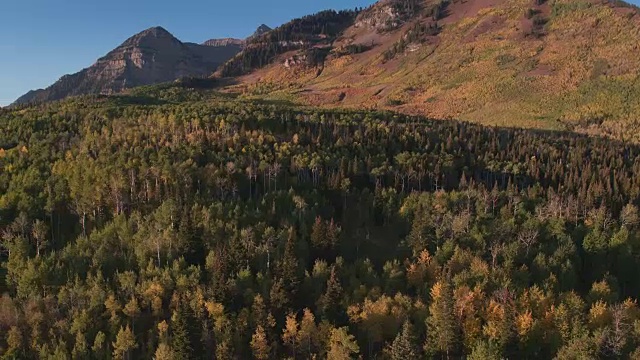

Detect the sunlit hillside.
[{"left": 227, "top": 0, "right": 640, "bottom": 141}]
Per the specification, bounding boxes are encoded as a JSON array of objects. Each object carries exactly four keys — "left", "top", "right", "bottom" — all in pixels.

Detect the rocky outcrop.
[
  {"left": 283, "top": 55, "right": 308, "bottom": 68},
  {"left": 355, "top": 4, "right": 403, "bottom": 31},
  {"left": 13, "top": 27, "right": 242, "bottom": 105},
  {"left": 202, "top": 38, "right": 245, "bottom": 47},
  {"left": 354, "top": 0, "right": 421, "bottom": 32}
]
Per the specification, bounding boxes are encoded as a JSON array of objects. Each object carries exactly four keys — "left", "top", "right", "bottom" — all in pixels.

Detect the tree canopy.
[{"left": 2, "top": 87, "right": 640, "bottom": 358}]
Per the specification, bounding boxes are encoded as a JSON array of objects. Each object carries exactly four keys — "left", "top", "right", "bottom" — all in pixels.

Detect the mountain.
[
  {"left": 217, "top": 0, "right": 640, "bottom": 141},
  {"left": 13, "top": 0, "right": 640, "bottom": 141},
  {"left": 12, "top": 27, "right": 242, "bottom": 106},
  {"left": 251, "top": 24, "right": 273, "bottom": 38},
  {"left": 216, "top": 10, "right": 358, "bottom": 77}
]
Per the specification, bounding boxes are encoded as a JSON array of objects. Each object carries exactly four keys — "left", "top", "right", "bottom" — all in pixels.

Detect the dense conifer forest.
[{"left": 2, "top": 88, "right": 640, "bottom": 359}]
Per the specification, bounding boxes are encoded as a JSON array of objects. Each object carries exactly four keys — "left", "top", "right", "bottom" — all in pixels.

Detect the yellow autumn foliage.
[
  {"left": 483, "top": 299, "right": 505, "bottom": 341},
  {"left": 347, "top": 294, "right": 414, "bottom": 344},
  {"left": 588, "top": 300, "right": 611, "bottom": 328},
  {"left": 454, "top": 286, "right": 484, "bottom": 348},
  {"left": 516, "top": 310, "right": 534, "bottom": 337},
  {"left": 431, "top": 282, "right": 443, "bottom": 300},
  {"left": 157, "top": 320, "right": 169, "bottom": 336},
  {"left": 205, "top": 301, "right": 225, "bottom": 319}
]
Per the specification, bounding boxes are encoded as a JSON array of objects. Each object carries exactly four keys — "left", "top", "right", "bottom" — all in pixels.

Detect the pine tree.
[
  {"left": 425, "top": 280, "right": 458, "bottom": 359},
  {"left": 92, "top": 331, "right": 106, "bottom": 359},
  {"left": 279, "top": 227, "right": 301, "bottom": 283},
  {"left": 311, "top": 217, "right": 327, "bottom": 250},
  {"left": 270, "top": 277, "right": 290, "bottom": 311},
  {"left": 327, "top": 326, "right": 360, "bottom": 360},
  {"left": 327, "top": 219, "right": 339, "bottom": 253},
  {"left": 171, "top": 306, "right": 193, "bottom": 360},
  {"left": 318, "top": 266, "right": 343, "bottom": 322},
  {"left": 391, "top": 320, "right": 420, "bottom": 360},
  {"left": 154, "top": 343, "right": 175, "bottom": 360},
  {"left": 5, "top": 326, "right": 24, "bottom": 358},
  {"left": 123, "top": 297, "right": 141, "bottom": 330},
  {"left": 72, "top": 332, "right": 89, "bottom": 359},
  {"left": 468, "top": 340, "right": 501, "bottom": 360},
  {"left": 112, "top": 325, "right": 137, "bottom": 360}
]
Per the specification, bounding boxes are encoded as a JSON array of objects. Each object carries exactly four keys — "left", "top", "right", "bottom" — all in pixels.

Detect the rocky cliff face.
[{"left": 13, "top": 27, "right": 242, "bottom": 105}]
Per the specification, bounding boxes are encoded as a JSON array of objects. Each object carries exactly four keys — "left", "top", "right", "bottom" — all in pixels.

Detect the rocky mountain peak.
[
  {"left": 119, "top": 26, "right": 181, "bottom": 49},
  {"left": 252, "top": 24, "right": 272, "bottom": 37},
  {"left": 12, "top": 25, "right": 242, "bottom": 106},
  {"left": 140, "top": 26, "right": 173, "bottom": 36}
]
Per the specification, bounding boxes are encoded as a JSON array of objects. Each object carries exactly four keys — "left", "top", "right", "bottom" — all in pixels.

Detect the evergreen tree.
[
  {"left": 277, "top": 227, "right": 301, "bottom": 296},
  {"left": 5, "top": 326, "right": 24, "bottom": 359},
  {"left": 171, "top": 308, "right": 192, "bottom": 360},
  {"left": 154, "top": 343, "right": 175, "bottom": 360},
  {"left": 391, "top": 320, "right": 420, "bottom": 360},
  {"left": 318, "top": 266, "right": 343, "bottom": 322},
  {"left": 327, "top": 326, "right": 360, "bottom": 360},
  {"left": 72, "top": 332, "right": 89, "bottom": 359},
  {"left": 92, "top": 332, "right": 106, "bottom": 359},
  {"left": 468, "top": 340, "right": 502, "bottom": 360},
  {"left": 112, "top": 325, "right": 137, "bottom": 360},
  {"left": 425, "top": 279, "right": 458, "bottom": 358},
  {"left": 311, "top": 217, "right": 327, "bottom": 250}
]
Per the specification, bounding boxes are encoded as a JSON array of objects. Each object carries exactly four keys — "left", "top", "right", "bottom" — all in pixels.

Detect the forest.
[
  {"left": 2, "top": 87, "right": 640, "bottom": 359},
  {"left": 218, "top": 10, "right": 359, "bottom": 77}
]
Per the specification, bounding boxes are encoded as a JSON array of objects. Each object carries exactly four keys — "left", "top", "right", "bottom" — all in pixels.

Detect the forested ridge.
[
  {"left": 218, "top": 10, "right": 359, "bottom": 77},
  {"left": 2, "top": 89, "right": 640, "bottom": 359}
]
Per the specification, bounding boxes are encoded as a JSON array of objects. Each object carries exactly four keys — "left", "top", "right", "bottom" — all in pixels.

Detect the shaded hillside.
[
  {"left": 223, "top": 0, "right": 640, "bottom": 141},
  {"left": 13, "top": 27, "right": 242, "bottom": 106}
]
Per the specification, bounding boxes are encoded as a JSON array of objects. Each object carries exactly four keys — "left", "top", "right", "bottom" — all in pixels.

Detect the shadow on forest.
[
  {"left": 104, "top": 95, "right": 169, "bottom": 106},
  {"left": 0, "top": 142, "right": 18, "bottom": 151}
]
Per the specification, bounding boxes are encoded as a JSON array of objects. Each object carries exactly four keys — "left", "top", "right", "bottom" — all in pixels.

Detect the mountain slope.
[
  {"left": 221, "top": 0, "right": 640, "bottom": 140},
  {"left": 13, "top": 27, "right": 242, "bottom": 106},
  {"left": 216, "top": 10, "right": 359, "bottom": 78}
]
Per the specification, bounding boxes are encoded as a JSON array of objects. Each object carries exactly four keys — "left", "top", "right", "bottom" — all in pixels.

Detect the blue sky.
[{"left": 0, "top": 0, "right": 375, "bottom": 106}]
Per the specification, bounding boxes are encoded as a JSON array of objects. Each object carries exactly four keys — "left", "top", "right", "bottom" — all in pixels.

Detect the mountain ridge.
[
  {"left": 11, "top": 26, "right": 254, "bottom": 106},
  {"left": 216, "top": 0, "right": 640, "bottom": 140},
  {"left": 11, "top": 0, "right": 640, "bottom": 142}
]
